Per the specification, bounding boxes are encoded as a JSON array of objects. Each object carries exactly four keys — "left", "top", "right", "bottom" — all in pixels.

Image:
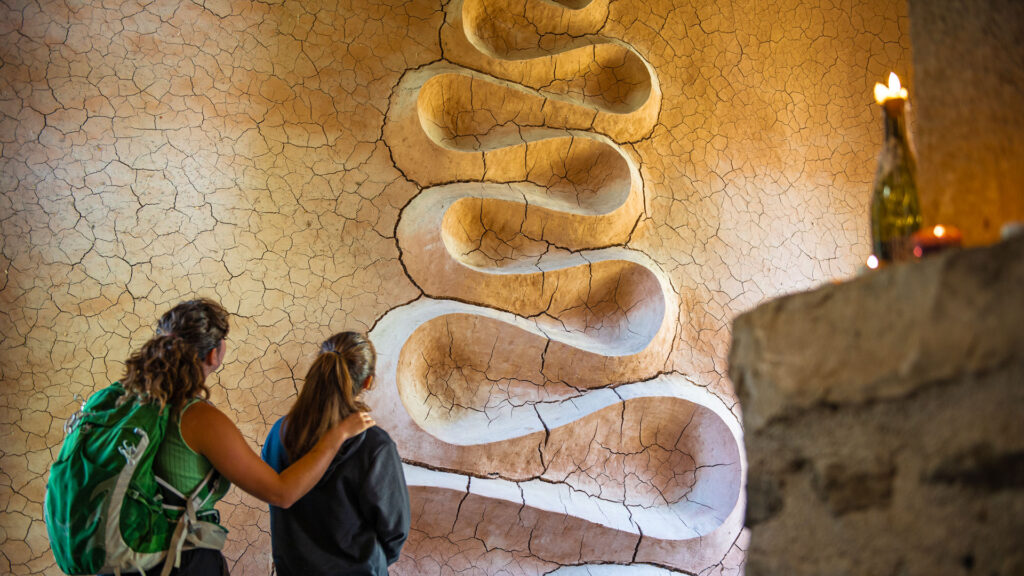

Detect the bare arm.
[{"left": 180, "top": 402, "right": 374, "bottom": 508}]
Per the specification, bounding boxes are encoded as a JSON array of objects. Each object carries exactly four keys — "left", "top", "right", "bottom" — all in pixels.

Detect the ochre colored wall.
[
  {"left": 908, "top": 0, "right": 1024, "bottom": 245},
  {"left": 0, "top": 0, "right": 909, "bottom": 574}
]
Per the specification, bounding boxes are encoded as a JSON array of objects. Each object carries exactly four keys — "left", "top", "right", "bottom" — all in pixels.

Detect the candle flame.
[
  {"left": 934, "top": 225, "right": 946, "bottom": 237},
  {"left": 866, "top": 254, "right": 880, "bottom": 269},
  {"left": 889, "top": 71, "right": 903, "bottom": 93},
  {"left": 874, "top": 72, "right": 909, "bottom": 104}
]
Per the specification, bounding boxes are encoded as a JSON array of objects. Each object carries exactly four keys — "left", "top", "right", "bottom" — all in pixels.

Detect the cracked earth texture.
[{"left": 0, "top": 0, "right": 909, "bottom": 574}]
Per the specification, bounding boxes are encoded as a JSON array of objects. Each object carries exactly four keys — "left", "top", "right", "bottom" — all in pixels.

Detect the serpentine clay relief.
[{"left": 370, "top": 0, "right": 743, "bottom": 573}]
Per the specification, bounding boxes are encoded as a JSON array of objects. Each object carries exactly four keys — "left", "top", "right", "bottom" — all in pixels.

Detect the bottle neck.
[{"left": 882, "top": 98, "right": 907, "bottom": 142}]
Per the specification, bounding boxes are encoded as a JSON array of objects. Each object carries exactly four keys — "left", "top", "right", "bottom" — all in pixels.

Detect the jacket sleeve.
[
  {"left": 261, "top": 418, "right": 287, "bottom": 473},
  {"left": 359, "top": 436, "right": 411, "bottom": 565}
]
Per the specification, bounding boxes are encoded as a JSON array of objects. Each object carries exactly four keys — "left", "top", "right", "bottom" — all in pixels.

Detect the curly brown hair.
[
  {"left": 156, "top": 298, "right": 229, "bottom": 360},
  {"left": 122, "top": 299, "right": 230, "bottom": 413}
]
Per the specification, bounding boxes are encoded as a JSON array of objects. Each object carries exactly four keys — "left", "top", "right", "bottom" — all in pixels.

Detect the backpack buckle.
[{"left": 64, "top": 408, "right": 85, "bottom": 435}]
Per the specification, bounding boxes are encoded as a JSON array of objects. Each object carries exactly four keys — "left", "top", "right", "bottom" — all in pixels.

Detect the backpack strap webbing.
[{"left": 158, "top": 467, "right": 218, "bottom": 576}]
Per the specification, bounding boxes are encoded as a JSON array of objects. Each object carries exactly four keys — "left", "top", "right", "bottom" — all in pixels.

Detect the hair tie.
[{"left": 319, "top": 349, "right": 346, "bottom": 369}]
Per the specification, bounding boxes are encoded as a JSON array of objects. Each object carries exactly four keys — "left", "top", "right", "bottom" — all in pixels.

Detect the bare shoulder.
[
  {"left": 180, "top": 400, "right": 237, "bottom": 453},
  {"left": 180, "top": 399, "right": 229, "bottom": 425}
]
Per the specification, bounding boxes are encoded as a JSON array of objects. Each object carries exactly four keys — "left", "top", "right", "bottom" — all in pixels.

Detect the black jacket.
[{"left": 262, "top": 420, "right": 410, "bottom": 576}]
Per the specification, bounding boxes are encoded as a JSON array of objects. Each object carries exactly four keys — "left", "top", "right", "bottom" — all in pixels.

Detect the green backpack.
[{"left": 45, "top": 383, "right": 225, "bottom": 576}]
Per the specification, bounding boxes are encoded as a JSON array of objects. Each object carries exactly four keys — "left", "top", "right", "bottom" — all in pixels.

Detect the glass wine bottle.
[{"left": 871, "top": 96, "right": 922, "bottom": 262}]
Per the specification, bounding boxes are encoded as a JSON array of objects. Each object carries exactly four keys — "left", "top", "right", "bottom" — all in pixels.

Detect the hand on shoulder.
[{"left": 332, "top": 412, "right": 374, "bottom": 446}]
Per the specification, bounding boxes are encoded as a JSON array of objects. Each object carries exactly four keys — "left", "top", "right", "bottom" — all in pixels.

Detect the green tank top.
[{"left": 154, "top": 398, "right": 230, "bottom": 520}]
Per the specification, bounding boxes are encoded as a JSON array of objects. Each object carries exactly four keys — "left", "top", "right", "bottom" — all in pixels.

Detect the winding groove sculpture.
[{"left": 370, "top": 0, "right": 745, "bottom": 571}]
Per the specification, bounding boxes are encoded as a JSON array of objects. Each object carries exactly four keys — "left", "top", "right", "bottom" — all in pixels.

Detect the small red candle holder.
[{"left": 911, "top": 225, "right": 962, "bottom": 258}]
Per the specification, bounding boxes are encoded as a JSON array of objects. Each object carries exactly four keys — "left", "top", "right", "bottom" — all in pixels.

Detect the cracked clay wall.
[{"left": 0, "top": 1, "right": 909, "bottom": 575}]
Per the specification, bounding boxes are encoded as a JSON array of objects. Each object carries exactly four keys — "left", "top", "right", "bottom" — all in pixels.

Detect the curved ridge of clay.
[{"left": 373, "top": 0, "right": 745, "bottom": 570}]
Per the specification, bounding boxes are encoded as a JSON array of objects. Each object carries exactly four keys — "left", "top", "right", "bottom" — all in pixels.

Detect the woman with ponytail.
[
  {"left": 262, "top": 331, "right": 410, "bottom": 576},
  {"left": 110, "top": 299, "right": 373, "bottom": 576}
]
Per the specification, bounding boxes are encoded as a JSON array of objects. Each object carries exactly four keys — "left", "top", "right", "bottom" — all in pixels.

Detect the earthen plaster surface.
[
  {"left": 908, "top": 0, "right": 1024, "bottom": 245},
  {"left": 0, "top": 0, "right": 909, "bottom": 574}
]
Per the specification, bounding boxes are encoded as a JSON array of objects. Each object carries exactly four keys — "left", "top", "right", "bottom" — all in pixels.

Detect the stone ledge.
[
  {"left": 730, "top": 234, "right": 1024, "bottom": 576},
  {"left": 730, "top": 234, "right": 1024, "bottom": 433}
]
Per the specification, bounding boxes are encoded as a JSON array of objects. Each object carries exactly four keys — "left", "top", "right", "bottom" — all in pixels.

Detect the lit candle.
[
  {"left": 911, "top": 225, "right": 963, "bottom": 258},
  {"left": 874, "top": 72, "right": 909, "bottom": 105},
  {"left": 869, "top": 72, "right": 921, "bottom": 263},
  {"left": 866, "top": 254, "right": 880, "bottom": 270}
]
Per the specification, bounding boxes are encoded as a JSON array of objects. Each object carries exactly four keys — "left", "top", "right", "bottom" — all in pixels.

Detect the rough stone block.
[{"left": 731, "top": 236, "right": 1024, "bottom": 576}]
